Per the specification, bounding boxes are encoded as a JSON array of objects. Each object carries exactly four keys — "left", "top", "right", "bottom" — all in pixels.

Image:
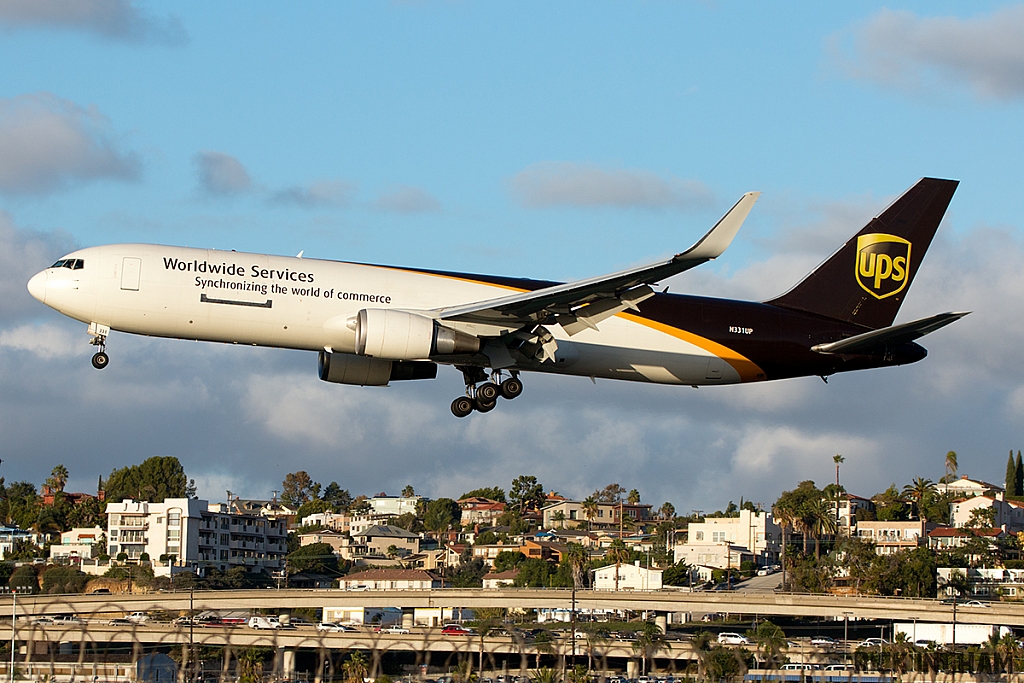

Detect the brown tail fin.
[{"left": 766, "top": 178, "right": 958, "bottom": 329}]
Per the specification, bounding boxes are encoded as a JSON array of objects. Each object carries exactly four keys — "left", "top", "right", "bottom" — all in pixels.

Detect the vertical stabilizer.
[{"left": 766, "top": 178, "right": 958, "bottom": 329}]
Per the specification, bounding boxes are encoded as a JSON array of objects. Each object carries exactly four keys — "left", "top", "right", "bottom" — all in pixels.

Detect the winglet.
[{"left": 678, "top": 191, "right": 760, "bottom": 261}]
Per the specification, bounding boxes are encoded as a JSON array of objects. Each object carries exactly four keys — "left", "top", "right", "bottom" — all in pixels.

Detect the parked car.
[
  {"left": 717, "top": 632, "right": 750, "bottom": 645},
  {"left": 441, "top": 624, "right": 475, "bottom": 635},
  {"left": 858, "top": 638, "right": 889, "bottom": 648},
  {"left": 317, "top": 622, "right": 354, "bottom": 633},
  {"left": 810, "top": 635, "right": 836, "bottom": 646},
  {"left": 756, "top": 567, "right": 775, "bottom": 576},
  {"left": 915, "top": 639, "right": 940, "bottom": 649}
]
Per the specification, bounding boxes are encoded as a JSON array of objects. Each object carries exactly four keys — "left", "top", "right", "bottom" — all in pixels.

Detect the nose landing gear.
[
  {"left": 88, "top": 322, "right": 110, "bottom": 370},
  {"left": 451, "top": 368, "right": 523, "bottom": 418}
]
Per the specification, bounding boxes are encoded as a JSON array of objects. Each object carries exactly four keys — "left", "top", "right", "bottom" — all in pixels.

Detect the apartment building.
[
  {"left": 678, "top": 510, "right": 780, "bottom": 566},
  {"left": 369, "top": 495, "right": 424, "bottom": 517},
  {"left": 541, "top": 500, "right": 652, "bottom": 530},
  {"left": 107, "top": 498, "right": 287, "bottom": 575},
  {"left": 951, "top": 493, "right": 1024, "bottom": 532}
]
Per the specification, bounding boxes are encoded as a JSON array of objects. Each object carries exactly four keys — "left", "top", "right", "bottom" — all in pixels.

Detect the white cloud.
[
  {"left": 374, "top": 185, "right": 442, "bottom": 213},
  {"left": 833, "top": 6, "right": 1024, "bottom": 100},
  {"left": 194, "top": 151, "right": 252, "bottom": 196},
  {"left": 0, "top": 0, "right": 186, "bottom": 44},
  {"left": 0, "top": 323, "right": 85, "bottom": 359},
  {"left": 0, "top": 92, "right": 141, "bottom": 195},
  {"left": 509, "top": 162, "right": 715, "bottom": 210}
]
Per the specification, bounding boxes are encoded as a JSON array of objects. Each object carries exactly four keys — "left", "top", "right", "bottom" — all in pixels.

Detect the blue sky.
[{"left": 2, "top": 1, "right": 1024, "bottom": 512}]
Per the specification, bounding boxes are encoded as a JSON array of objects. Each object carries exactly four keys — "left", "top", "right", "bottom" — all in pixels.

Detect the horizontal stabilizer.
[{"left": 811, "top": 311, "right": 969, "bottom": 355}]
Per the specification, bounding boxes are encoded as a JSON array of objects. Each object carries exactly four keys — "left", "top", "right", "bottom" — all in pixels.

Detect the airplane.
[{"left": 27, "top": 177, "right": 967, "bottom": 418}]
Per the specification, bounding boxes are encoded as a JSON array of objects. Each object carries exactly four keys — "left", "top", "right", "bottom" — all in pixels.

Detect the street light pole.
[{"left": 10, "top": 589, "right": 16, "bottom": 683}]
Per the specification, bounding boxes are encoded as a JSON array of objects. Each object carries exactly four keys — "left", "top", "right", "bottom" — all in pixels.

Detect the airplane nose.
[{"left": 27, "top": 270, "right": 47, "bottom": 303}]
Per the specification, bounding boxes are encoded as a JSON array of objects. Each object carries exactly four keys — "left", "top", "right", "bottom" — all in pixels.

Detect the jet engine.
[
  {"left": 318, "top": 351, "right": 437, "bottom": 386},
  {"left": 354, "top": 309, "right": 480, "bottom": 359}
]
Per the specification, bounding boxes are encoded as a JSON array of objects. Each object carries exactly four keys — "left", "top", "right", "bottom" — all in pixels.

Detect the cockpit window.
[{"left": 49, "top": 259, "right": 84, "bottom": 269}]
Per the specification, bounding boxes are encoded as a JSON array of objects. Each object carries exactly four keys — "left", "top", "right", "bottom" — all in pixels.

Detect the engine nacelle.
[
  {"left": 318, "top": 351, "right": 437, "bottom": 386},
  {"left": 354, "top": 309, "right": 480, "bottom": 360}
]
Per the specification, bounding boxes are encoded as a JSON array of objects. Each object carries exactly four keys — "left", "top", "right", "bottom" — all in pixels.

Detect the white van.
[{"left": 248, "top": 616, "right": 280, "bottom": 630}]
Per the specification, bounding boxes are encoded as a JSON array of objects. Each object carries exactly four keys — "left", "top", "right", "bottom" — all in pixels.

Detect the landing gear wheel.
[
  {"left": 451, "top": 397, "right": 474, "bottom": 418},
  {"left": 500, "top": 377, "right": 523, "bottom": 400},
  {"left": 474, "top": 397, "right": 497, "bottom": 413},
  {"left": 91, "top": 352, "right": 109, "bottom": 370},
  {"left": 476, "top": 382, "right": 499, "bottom": 402}
]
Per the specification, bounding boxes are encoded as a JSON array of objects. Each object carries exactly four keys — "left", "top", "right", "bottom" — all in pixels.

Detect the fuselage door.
[{"left": 121, "top": 257, "right": 141, "bottom": 291}]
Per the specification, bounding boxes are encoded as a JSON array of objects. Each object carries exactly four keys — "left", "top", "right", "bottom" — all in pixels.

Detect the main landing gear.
[
  {"left": 88, "top": 322, "right": 110, "bottom": 370},
  {"left": 451, "top": 368, "right": 524, "bottom": 418}
]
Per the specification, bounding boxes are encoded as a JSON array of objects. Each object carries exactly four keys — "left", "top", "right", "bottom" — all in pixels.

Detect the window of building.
[{"left": 168, "top": 512, "right": 181, "bottom": 526}]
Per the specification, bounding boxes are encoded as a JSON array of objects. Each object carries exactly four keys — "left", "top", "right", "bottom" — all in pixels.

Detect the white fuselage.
[{"left": 28, "top": 244, "right": 758, "bottom": 385}]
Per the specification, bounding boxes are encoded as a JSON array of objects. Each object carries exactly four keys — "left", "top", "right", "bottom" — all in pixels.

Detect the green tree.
[
  {"left": 565, "top": 543, "right": 589, "bottom": 588},
  {"left": 447, "top": 558, "right": 487, "bottom": 587},
  {"left": 807, "top": 497, "right": 838, "bottom": 559},
  {"left": 46, "top": 464, "right": 69, "bottom": 493},
  {"left": 627, "top": 489, "right": 640, "bottom": 505},
  {"left": 1015, "top": 451, "right": 1024, "bottom": 497},
  {"left": 460, "top": 487, "right": 506, "bottom": 503},
  {"left": 105, "top": 456, "right": 195, "bottom": 503},
  {"left": 1007, "top": 452, "right": 1017, "bottom": 498},
  {"left": 401, "top": 484, "right": 415, "bottom": 498},
  {"left": 903, "top": 477, "right": 936, "bottom": 521},
  {"left": 286, "top": 542, "right": 340, "bottom": 576},
  {"left": 9, "top": 565, "right": 39, "bottom": 592},
  {"left": 944, "top": 451, "right": 959, "bottom": 484},
  {"left": 658, "top": 502, "right": 675, "bottom": 520},
  {"left": 281, "top": 471, "right": 320, "bottom": 507},
  {"left": 581, "top": 496, "right": 599, "bottom": 530},
  {"left": 424, "top": 498, "right": 461, "bottom": 535},
  {"left": 493, "top": 550, "right": 527, "bottom": 573},
  {"left": 513, "top": 559, "right": 552, "bottom": 587},
  {"left": 509, "top": 475, "right": 544, "bottom": 514},
  {"left": 321, "top": 482, "right": 353, "bottom": 510},
  {"left": 593, "top": 483, "right": 626, "bottom": 503},
  {"left": 296, "top": 497, "right": 331, "bottom": 521},
  {"left": 662, "top": 560, "right": 692, "bottom": 586},
  {"left": 873, "top": 484, "right": 908, "bottom": 521}
]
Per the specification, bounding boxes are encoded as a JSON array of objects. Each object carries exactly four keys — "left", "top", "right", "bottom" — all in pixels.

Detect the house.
[
  {"left": 674, "top": 542, "right": 753, "bottom": 570},
  {"left": 299, "top": 512, "right": 350, "bottom": 533},
  {"left": 339, "top": 568, "right": 442, "bottom": 590},
  {"left": 936, "top": 476, "right": 1003, "bottom": 500},
  {"left": 369, "top": 494, "right": 425, "bottom": 518},
  {"left": 352, "top": 525, "right": 421, "bottom": 557},
  {"left": 951, "top": 493, "right": 1024, "bottom": 533},
  {"left": 473, "top": 542, "right": 517, "bottom": 567},
  {"left": 0, "top": 526, "right": 44, "bottom": 559},
  {"left": 483, "top": 569, "right": 520, "bottom": 588},
  {"left": 928, "top": 526, "right": 1006, "bottom": 555},
  {"left": 679, "top": 510, "right": 780, "bottom": 565},
  {"left": 937, "top": 567, "right": 1024, "bottom": 599},
  {"left": 837, "top": 494, "right": 875, "bottom": 532},
  {"left": 594, "top": 560, "right": 663, "bottom": 591},
  {"left": 856, "top": 520, "right": 935, "bottom": 555},
  {"left": 518, "top": 539, "right": 566, "bottom": 563},
  {"left": 49, "top": 526, "right": 105, "bottom": 561},
  {"left": 458, "top": 497, "right": 506, "bottom": 526},
  {"left": 288, "top": 572, "right": 335, "bottom": 589}
]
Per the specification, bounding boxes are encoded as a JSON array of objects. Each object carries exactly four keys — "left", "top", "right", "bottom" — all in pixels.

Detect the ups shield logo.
[{"left": 856, "top": 233, "right": 911, "bottom": 299}]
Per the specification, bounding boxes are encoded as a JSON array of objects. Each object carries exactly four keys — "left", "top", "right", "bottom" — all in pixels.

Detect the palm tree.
[
  {"left": 565, "top": 543, "right": 588, "bottom": 589},
  {"left": 690, "top": 631, "right": 714, "bottom": 681},
  {"left": 532, "top": 630, "right": 554, "bottom": 669},
  {"left": 771, "top": 501, "right": 795, "bottom": 590},
  {"left": 807, "top": 497, "right": 838, "bottom": 560},
  {"left": 631, "top": 620, "right": 667, "bottom": 675},
  {"left": 833, "top": 455, "right": 845, "bottom": 530},
  {"left": 341, "top": 652, "right": 369, "bottom": 683},
  {"left": 627, "top": 489, "right": 640, "bottom": 505},
  {"left": 748, "top": 620, "right": 787, "bottom": 672},
  {"left": 47, "top": 464, "right": 69, "bottom": 493},
  {"left": 886, "top": 633, "right": 913, "bottom": 677},
  {"left": 581, "top": 496, "right": 598, "bottom": 531},
  {"left": 998, "top": 632, "right": 1020, "bottom": 674},
  {"left": 902, "top": 477, "right": 935, "bottom": 521},
  {"left": 529, "top": 668, "right": 560, "bottom": 683},
  {"left": 944, "top": 450, "right": 959, "bottom": 484},
  {"left": 552, "top": 510, "right": 566, "bottom": 529}
]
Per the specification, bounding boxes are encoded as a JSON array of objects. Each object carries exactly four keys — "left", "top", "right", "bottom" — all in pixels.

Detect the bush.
[
  {"left": 9, "top": 565, "right": 39, "bottom": 592},
  {"left": 41, "top": 566, "right": 88, "bottom": 594}
]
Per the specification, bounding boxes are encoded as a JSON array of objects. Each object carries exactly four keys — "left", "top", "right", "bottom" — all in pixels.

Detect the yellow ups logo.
[{"left": 856, "top": 233, "right": 911, "bottom": 299}]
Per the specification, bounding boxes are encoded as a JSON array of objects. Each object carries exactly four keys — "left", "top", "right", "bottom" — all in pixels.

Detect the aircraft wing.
[
  {"left": 436, "top": 191, "right": 760, "bottom": 336},
  {"left": 811, "top": 311, "right": 969, "bottom": 355}
]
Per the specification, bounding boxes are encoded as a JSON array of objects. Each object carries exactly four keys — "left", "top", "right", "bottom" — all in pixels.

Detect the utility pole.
[
  {"left": 189, "top": 585, "right": 195, "bottom": 683},
  {"left": 10, "top": 589, "right": 16, "bottom": 683}
]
